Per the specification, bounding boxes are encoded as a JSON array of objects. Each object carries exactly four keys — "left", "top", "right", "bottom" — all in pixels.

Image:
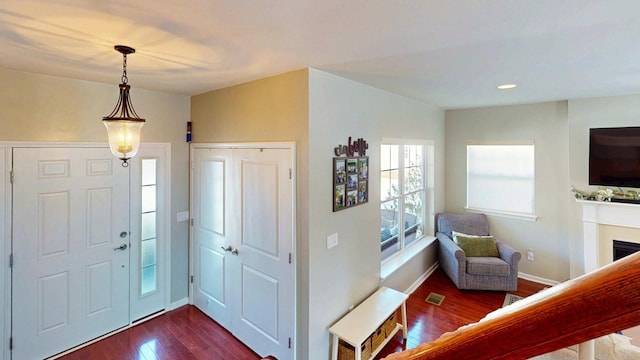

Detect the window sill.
[
  {"left": 465, "top": 207, "right": 538, "bottom": 222},
  {"left": 381, "top": 236, "right": 436, "bottom": 281}
]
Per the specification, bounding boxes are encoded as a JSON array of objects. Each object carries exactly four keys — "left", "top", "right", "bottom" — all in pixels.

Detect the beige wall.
[
  {"left": 191, "top": 69, "right": 311, "bottom": 359},
  {"left": 567, "top": 94, "right": 640, "bottom": 277},
  {"left": 307, "top": 69, "right": 445, "bottom": 359},
  {"left": 445, "top": 102, "right": 571, "bottom": 282},
  {"left": 0, "top": 68, "right": 191, "bottom": 302}
]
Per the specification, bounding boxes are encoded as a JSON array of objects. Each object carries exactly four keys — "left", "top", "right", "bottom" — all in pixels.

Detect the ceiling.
[{"left": 2, "top": 0, "right": 640, "bottom": 109}]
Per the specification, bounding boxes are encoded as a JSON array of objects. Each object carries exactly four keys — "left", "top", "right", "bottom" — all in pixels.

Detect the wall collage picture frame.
[{"left": 333, "top": 156, "right": 369, "bottom": 211}]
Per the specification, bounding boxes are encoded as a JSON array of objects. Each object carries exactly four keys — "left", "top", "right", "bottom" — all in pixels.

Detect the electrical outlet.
[
  {"left": 327, "top": 233, "right": 339, "bottom": 249},
  {"left": 527, "top": 249, "right": 535, "bottom": 261}
]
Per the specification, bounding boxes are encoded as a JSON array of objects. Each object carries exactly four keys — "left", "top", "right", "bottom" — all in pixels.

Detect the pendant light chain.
[{"left": 121, "top": 53, "right": 128, "bottom": 85}]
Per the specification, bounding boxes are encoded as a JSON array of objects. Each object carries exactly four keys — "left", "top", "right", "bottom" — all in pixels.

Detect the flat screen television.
[{"left": 590, "top": 126, "right": 640, "bottom": 188}]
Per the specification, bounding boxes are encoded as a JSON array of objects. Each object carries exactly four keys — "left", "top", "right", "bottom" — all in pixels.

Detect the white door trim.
[
  {"left": 0, "top": 146, "right": 9, "bottom": 360},
  {"left": 189, "top": 141, "right": 297, "bottom": 357}
]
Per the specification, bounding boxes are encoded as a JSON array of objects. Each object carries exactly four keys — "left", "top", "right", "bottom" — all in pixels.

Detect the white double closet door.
[
  {"left": 191, "top": 144, "right": 294, "bottom": 360},
  {"left": 10, "top": 146, "right": 166, "bottom": 359}
]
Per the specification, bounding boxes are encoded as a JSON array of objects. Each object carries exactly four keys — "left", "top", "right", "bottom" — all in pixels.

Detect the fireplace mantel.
[{"left": 578, "top": 199, "right": 640, "bottom": 272}]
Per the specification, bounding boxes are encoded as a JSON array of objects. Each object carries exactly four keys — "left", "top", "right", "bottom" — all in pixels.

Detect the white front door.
[
  {"left": 12, "top": 147, "right": 130, "bottom": 359},
  {"left": 191, "top": 144, "right": 295, "bottom": 360}
]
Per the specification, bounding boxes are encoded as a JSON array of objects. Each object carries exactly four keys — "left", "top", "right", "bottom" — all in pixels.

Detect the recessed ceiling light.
[{"left": 497, "top": 84, "right": 517, "bottom": 90}]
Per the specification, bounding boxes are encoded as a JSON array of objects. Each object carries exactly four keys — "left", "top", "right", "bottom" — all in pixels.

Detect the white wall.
[
  {"left": 0, "top": 68, "right": 191, "bottom": 303},
  {"left": 567, "top": 94, "right": 640, "bottom": 277},
  {"left": 445, "top": 101, "right": 571, "bottom": 282},
  {"left": 307, "top": 69, "right": 445, "bottom": 359}
]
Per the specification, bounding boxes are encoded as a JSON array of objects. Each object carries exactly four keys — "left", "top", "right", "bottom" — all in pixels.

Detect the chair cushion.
[
  {"left": 453, "top": 231, "right": 499, "bottom": 257},
  {"left": 466, "top": 257, "right": 511, "bottom": 276}
]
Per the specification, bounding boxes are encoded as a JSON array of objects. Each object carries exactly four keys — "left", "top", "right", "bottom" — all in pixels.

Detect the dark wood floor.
[
  {"left": 374, "top": 268, "right": 547, "bottom": 358},
  {"left": 58, "top": 268, "right": 546, "bottom": 360},
  {"left": 57, "top": 306, "right": 261, "bottom": 360}
]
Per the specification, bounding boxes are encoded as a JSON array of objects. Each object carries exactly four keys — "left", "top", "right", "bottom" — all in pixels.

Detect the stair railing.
[{"left": 383, "top": 251, "right": 640, "bottom": 360}]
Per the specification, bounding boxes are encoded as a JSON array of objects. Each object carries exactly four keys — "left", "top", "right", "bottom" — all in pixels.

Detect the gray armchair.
[{"left": 436, "top": 213, "right": 521, "bottom": 291}]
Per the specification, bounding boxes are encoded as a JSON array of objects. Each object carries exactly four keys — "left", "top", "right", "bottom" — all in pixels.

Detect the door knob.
[
  {"left": 114, "top": 243, "right": 128, "bottom": 251},
  {"left": 231, "top": 248, "right": 239, "bottom": 256},
  {"left": 220, "top": 245, "right": 232, "bottom": 252}
]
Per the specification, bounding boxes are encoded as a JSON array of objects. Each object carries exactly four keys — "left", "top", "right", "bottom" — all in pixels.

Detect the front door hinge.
[
  {"left": 288, "top": 337, "right": 292, "bottom": 349},
  {"left": 289, "top": 168, "right": 292, "bottom": 180},
  {"left": 190, "top": 275, "right": 194, "bottom": 284},
  {"left": 191, "top": 161, "right": 195, "bottom": 169},
  {"left": 289, "top": 252, "right": 292, "bottom": 264},
  {"left": 9, "top": 170, "right": 14, "bottom": 184},
  {"left": 9, "top": 254, "right": 12, "bottom": 268},
  {"left": 9, "top": 336, "right": 13, "bottom": 350},
  {"left": 190, "top": 218, "right": 194, "bottom": 227}
]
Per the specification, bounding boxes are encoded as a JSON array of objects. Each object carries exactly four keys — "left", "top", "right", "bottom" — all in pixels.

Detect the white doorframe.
[
  {"left": 0, "top": 141, "right": 172, "bottom": 359},
  {"left": 0, "top": 146, "right": 9, "bottom": 360},
  {"left": 188, "top": 141, "right": 297, "bottom": 357}
]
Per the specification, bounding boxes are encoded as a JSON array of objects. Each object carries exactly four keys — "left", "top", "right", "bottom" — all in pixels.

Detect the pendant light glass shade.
[
  {"left": 103, "top": 45, "right": 145, "bottom": 167},
  {"left": 103, "top": 117, "right": 144, "bottom": 162}
]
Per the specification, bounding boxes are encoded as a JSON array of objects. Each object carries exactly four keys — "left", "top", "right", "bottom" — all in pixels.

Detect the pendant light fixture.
[{"left": 103, "top": 45, "right": 145, "bottom": 167}]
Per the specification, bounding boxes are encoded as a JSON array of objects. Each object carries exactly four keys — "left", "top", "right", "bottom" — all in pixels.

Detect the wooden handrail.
[{"left": 384, "top": 251, "right": 640, "bottom": 360}]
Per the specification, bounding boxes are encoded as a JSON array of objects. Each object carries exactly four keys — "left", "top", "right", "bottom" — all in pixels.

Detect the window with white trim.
[
  {"left": 466, "top": 142, "right": 535, "bottom": 217},
  {"left": 380, "top": 143, "right": 426, "bottom": 261}
]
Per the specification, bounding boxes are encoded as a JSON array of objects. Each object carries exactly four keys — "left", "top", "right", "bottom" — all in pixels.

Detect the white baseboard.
[
  {"left": 404, "top": 262, "right": 439, "bottom": 295},
  {"left": 168, "top": 297, "right": 189, "bottom": 311},
  {"left": 518, "top": 272, "right": 560, "bottom": 286}
]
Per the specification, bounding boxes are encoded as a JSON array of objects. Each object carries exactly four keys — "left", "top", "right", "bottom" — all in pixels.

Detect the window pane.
[
  {"left": 141, "top": 212, "right": 156, "bottom": 240},
  {"left": 141, "top": 265, "right": 157, "bottom": 296},
  {"left": 141, "top": 185, "right": 156, "bottom": 213},
  {"left": 404, "top": 145, "right": 424, "bottom": 193},
  {"left": 381, "top": 169, "right": 399, "bottom": 200},
  {"left": 381, "top": 145, "right": 399, "bottom": 171},
  {"left": 142, "top": 238, "right": 157, "bottom": 268},
  {"left": 404, "top": 166, "right": 423, "bottom": 193},
  {"left": 141, "top": 159, "right": 157, "bottom": 186},
  {"left": 404, "top": 191, "right": 424, "bottom": 247},
  {"left": 405, "top": 145, "right": 423, "bottom": 167},
  {"left": 381, "top": 200, "right": 400, "bottom": 260},
  {"left": 467, "top": 144, "right": 534, "bottom": 214}
]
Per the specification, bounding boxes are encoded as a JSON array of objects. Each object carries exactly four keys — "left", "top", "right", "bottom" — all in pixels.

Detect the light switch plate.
[
  {"left": 327, "top": 233, "right": 339, "bottom": 249},
  {"left": 177, "top": 211, "right": 189, "bottom": 222}
]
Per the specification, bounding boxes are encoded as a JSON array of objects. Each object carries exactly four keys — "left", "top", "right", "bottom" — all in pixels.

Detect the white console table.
[{"left": 329, "top": 286, "right": 408, "bottom": 360}]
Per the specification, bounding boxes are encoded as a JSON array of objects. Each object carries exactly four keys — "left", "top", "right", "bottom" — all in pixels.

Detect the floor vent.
[{"left": 425, "top": 292, "right": 445, "bottom": 306}]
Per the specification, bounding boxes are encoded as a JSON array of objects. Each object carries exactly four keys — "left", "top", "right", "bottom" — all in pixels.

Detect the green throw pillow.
[{"left": 452, "top": 231, "right": 499, "bottom": 257}]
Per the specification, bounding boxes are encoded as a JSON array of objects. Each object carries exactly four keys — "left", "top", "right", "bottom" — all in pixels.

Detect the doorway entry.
[
  {"left": 9, "top": 144, "right": 170, "bottom": 359},
  {"left": 191, "top": 143, "right": 295, "bottom": 360}
]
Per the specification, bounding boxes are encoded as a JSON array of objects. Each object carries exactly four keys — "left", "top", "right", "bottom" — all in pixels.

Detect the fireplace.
[
  {"left": 613, "top": 240, "right": 640, "bottom": 261},
  {"left": 579, "top": 199, "right": 640, "bottom": 271}
]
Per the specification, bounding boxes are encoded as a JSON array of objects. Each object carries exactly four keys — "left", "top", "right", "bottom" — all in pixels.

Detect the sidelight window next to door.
[{"left": 141, "top": 158, "right": 158, "bottom": 296}]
